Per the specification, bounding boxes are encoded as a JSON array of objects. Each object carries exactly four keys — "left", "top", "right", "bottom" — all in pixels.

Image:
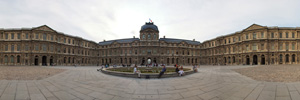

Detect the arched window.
[
  {"left": 10, "top": 55, "right": 14, "bottom": 63},
  {"left": 142, "top": 34, "right": 145, "bottom": 39},
  {"left": 154, "top": 34, "right": 156, "bottom": 39}
]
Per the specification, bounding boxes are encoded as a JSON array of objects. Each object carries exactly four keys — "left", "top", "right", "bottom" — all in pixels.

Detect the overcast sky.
[{"left": 0, "top": 0, "right": 299, "bottom": 43}]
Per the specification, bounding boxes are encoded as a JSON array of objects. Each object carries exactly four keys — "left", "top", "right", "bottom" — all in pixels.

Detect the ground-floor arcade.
[{"left": 201, "top": 52, "right": 299, "bottom": 65}]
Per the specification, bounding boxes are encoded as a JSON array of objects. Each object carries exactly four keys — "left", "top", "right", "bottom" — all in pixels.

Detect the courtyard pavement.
[{"left": 0, "top": 65, "right": 300, "bottom": 100}]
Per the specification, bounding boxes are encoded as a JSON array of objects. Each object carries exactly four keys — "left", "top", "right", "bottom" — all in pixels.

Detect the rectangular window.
[
  {"left": 64, "top": 38, "right": 66, "bottom": 43},
  {"left": 11, "top": 34, "right": 14, "bottom": 39},
  {"left": 279, "top": 33, "right": 282, "bottom": 38},
  {"left": 286, "top": 43, "right": 289, "bottom": 50},
  {"left": 252, "top": 43, "right": 257, "bottom": 50},
  {"left": 271, "top": 32, "right": 274, "bottom": 38},
  {"left": 292, "top": 32, "right": 295, "bottom": 38},
  {"left": 11, "top": 44, "right": 14, "bottom": 51},
  {"left": 57, "top": 47, "right": 60, "bottom": 53},
  {"left": 253, "top": 33, "right": 257, "bottom": 39},
  {"left": 50, "top": 45, "right": 53, "bottom": 51},
  {"left": 246, "top": 34, "right": 248, "bottom": 39},
  {"left": 246, "top": 45, "right": 249, "bottom": 51},
  {"left": 51, "top": 35, "right": 53, "bottom": 40},
  {"left": 271, "top": 44, "right": 275, "bottom": 50},
  {"left": 25, "top": 45, "right": 29, "bottom": 51},
  {"left": 26, "top": 33, "right": 29, "bottom": 39},
  {"left": 239, "top": 36, "right": 241, "bottom": 41},
  {"left": 43, "top": 34, "right": 47, "bottom": 40},
  {"left": 17, "top": 33, "right": 21, "bottom": 39},
  {"left": 58, "top": 37, "right": 60, "bottom": 42},
  {"left": 292, "top": 43, "right": 295, "bottom": 50},
  {"left": 279, "top": 43, "right": 283, "bottom": 50},
  {"left": 17, "top": 45, "right": 20, "bottom": 51},
  {"left": 286, "top": 32, "right": 289, "bottom": 38},
  {"left": 35, "top": 44, "right": 39, "bottom": 51},
  {"left": 35, "top": 34, "right": 39, "bottom": 39},
  {"left": 5, "top": 34, "right": 8, "bottom": 39},
  {"left": 43, "top": 44, "right": 47, "bottom": 51},
  {"left": 261, "top": 44, "right": 264, "bottom": 50},
  {"left": 68, "top": 39, "right": 70, "bottom": 44},
  {"left": 261, "top": 32, "right": 264, "bottom": 38},
  {"left": 5, "top": 45, "right": 8, "bottom": 51}
]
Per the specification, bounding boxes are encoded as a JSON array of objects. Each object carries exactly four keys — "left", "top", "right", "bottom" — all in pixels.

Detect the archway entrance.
[
  {"left": 286, "top": 54, "right": 289, "bottom": 63},
  {"left": 153, "top": 58, "right": 156, "bottom": 64},
  {"left": 141, "top": 58, "right": 145, "bottom": 65},
  {"left": 34, "top": 56, "right": 39, "bottom": 66},
  {"left": 253, "top": 55, "right": 258, "bottom": 65},
  {"left": 246, "top": 55, "right": 250, "bottom": 65},
  {"left": 50, "top": 56, "right": 53, "bottom": 66},
  {"left": 261, "top": 55, "right": 265, "bottom": 65},
  {"left": 42, "top": 56, "right": 47, "bottom": 66},
  {"left": 147, "top": 57, "right": 151, "bottom": 65}
]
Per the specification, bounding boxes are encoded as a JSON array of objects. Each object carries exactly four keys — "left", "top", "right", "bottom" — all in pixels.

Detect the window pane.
[
  {"left": 17, "top": 33, "right": 21, "bottom": 39},
  {"left": 11, "top": 34, "right": 14, "bottom": 39},
  {"left": 36, "top": 34, "right": 39, "bottom": 39},
  {"left": 11, "top": 45, "right": 14, "bottom": 51},
  {"left": 26, "top": 33, "right": 29, "bottom": 39},
  {"left": 17, "top": 45, "right": 20, "bottom": 51}
]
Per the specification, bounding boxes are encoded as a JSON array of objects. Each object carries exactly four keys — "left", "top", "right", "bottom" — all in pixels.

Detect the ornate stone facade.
[
  {"left": 200, "top": 24, "right": 300, "bottom": 65},
  {"left": 98, "top": 22, "right": 201, "bottom": 66},
  {"left": 1, "top": 23, "right": 299, "bottom": 66},
  {"left": 0, "top": 25, "right": 99, "bottom": 66}
]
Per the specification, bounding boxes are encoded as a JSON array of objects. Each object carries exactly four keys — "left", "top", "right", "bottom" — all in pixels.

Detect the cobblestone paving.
[
  {"left": 233, "top": 65, "right": 300, "bottom": 82},
  {"left": 0, "top": 65, "right": 300, "bottom": 100}
]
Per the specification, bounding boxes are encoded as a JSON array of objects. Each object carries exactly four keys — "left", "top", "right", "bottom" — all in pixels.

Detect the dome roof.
[{"left": 141, "top": 22, "right": 158, "bottom": 31}]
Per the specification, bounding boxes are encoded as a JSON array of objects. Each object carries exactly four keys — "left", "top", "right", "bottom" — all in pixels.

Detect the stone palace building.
[{"left": 0, "top": 22, "right": 299, "bottom": 66}]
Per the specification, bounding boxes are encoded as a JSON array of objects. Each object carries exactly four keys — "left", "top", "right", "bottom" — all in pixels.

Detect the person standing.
[{"left": 158, "top": 65, "right": 167, "bottom": 78}]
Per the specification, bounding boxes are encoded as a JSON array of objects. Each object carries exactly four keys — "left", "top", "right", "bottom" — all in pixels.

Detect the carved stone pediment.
[
  {"left": 244, "top": 24, "right": 265, "bottom": 31},
  {"left": 33, "top": 25, "right": 56, "bottom": 32}
]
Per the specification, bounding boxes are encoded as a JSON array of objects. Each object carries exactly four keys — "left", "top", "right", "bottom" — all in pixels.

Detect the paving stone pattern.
[{"left": 0, "top": 65, "right": 300, "bottom": 100}]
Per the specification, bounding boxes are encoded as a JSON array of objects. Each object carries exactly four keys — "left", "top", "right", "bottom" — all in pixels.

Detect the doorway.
[
  {"left": 42, "top": 56, "right": 47, "bottom": 66},
  {"left": 261, "top": 55, "right": 265, "bottom": 65},
  {"left": 253, "top": 55, "right": 258, "bottom": 65},
  {"left": 34, "top": 56, "right": 39, "bottom": 66}
]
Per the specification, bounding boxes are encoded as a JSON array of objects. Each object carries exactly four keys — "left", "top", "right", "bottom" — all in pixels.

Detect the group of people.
[
  {"left": 175, "top": 65, "right": 185, "bottom": 76},
  {"left": 133, "top": 65, "right": 167, "bottom": 78},
  {"left": 133, "top": 64, "right": 199, "bottom": 78}
]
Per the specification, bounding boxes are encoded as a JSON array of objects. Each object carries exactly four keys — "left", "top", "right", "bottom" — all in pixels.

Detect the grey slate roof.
[
  {"left": 160, "top": 38, "right": 200, "bottom": 45},
  {"left": 98, "top": 38, "right": 140, "bottom": 45},
  {"left": 141, "top": 22, "right": 159, "bottom": 31}
]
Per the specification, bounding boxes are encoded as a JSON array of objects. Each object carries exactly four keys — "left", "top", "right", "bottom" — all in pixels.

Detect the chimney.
[
  {"left": 163, "top": 36, "right": 166, "bottom": 38},
  {"left": 133, "top": 36, "right": 135, "bottom": 38},
  {"left": 103, "top": 40, "right": 106, "bottom": 42},
  {"left": 193, "top": 39, "right": 195, "bottom": 41}
]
